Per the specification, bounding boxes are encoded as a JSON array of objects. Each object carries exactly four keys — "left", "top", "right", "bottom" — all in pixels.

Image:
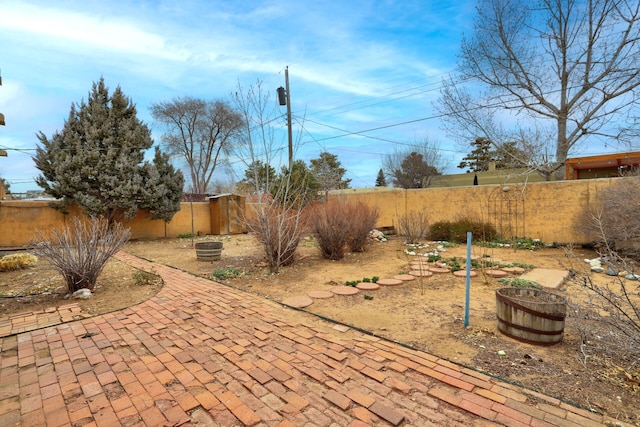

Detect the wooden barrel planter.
[
  {"left": 195, "top": 241, "right": 223, "bottom": 262},
  {"left": 496, "top": 287, "right": 567, "bottom": 346}
]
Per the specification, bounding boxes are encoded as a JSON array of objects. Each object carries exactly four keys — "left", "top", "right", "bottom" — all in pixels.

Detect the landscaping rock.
[{"left": 72, "top": 288, "right": 92, "bottom": 299}]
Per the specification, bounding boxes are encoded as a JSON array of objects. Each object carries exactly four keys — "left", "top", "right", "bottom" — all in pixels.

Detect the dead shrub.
[
  {"left": 31, "top": 217, "right": 130, "bottom": 293},
  {"left": 574, "top": 175, "right": 640, "bottom": 261},
  {"left": 398, "top": 209, "right": 429, "bottom": 244},
  {"left": 345, "top": 201, "right": 379, "bottom": 252},
  {"left": 310, "top": 200, "right": 351, "bottom": 260},
  {"left": 245, "top": 202, "right": 307, "bottom": 272}
]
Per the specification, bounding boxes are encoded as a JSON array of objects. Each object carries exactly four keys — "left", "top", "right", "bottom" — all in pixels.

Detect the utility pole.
[
  {"left": 277, "top": 66, "right": 293, "bottom": 170},
  {"left": 0, "top": 69, "right": 5, "bottom": 127}
]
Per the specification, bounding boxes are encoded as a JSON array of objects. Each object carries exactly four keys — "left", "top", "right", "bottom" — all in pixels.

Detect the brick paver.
[{"left": 0, "top": 251, "right": 631, "bottom": 426}]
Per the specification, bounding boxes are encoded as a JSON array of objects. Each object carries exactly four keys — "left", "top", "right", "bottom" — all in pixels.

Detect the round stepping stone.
[
  {"left": 307, "top": 290, "right": 334, "bottom": 299},
  {"left": 502, "top": 266, "right": 525, "bottom": 274},
  {"left": 331, "top": 286, "right": 360, "bottom": 295},
  {"left": 356, "top": 282, "right": 380, "bottom": 291},
  {"left": 376, "top": 278, "right": 403, "bottom": 286},
  {"left": 409, "top": 270, "right": 433, "bottom": 277},
  {"left": 393, "top": 274, "right": 416, "bottom": 282},
  {"left": 409, "top": 263, "right": 431, "bottom": 271},
  {"left": 428, "top": 267, "right": 450, "bottom": 274},
  {"left": 453, "top": 270, "right": 478, "bottom": 277},
  {"left": 282, "top": 295, "right": 313, "bottom": 308},
  {"left": 485, "top": 269, "right": 508, "bottom": 278}
]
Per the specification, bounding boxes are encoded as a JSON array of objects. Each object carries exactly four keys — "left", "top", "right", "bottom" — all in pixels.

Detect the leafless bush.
[
  {"left": 565, "top": 220, "right": 640, "bottom": 369},
  {"left": 345, "top": 201, "right": 379, "bottom": 252},
  {"left": 310, "top": 200, "right": 351, "bottom": 260},
  {"left": 245, "top": 201, "right": 307, "bottom": 272},
  {"left": 575, "top": 175, "right": 640, "bottom": 260},
  {"left": 31, "top": 216, "right": 130, "bottom": 293},
  {"left": 398, "top": 209, "right": 430, "bottom": 244}
]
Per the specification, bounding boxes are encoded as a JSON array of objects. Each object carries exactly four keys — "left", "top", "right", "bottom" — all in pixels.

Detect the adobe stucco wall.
[
  {"left": 329, "top": 177, "right": 627, "bottom": 244},
  {"left": 0, "top": 201, "right": 211, "bottom": 247},
  {"left": 0, "top": 177, "right": 633, "bottom": 247}
]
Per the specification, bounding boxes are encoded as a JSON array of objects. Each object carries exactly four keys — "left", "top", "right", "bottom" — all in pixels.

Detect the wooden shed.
[{"left": 208, "top": 194, "right": 246, "bottom": 235}]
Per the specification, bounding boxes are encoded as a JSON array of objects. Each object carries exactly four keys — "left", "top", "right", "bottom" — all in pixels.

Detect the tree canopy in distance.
[
  {"left": 392, "top": 152, "right": 441, "bottom": 189},
  {"left": 34, "top": 77, "right": 184, "bottom": 222}
]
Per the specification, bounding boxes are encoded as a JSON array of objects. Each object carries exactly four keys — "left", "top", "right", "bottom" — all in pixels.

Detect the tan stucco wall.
[
  {"left": 1, "top": 177, "right": 634, "bottom": 247},
  {"left": 0, "top": 201, "right": 212, "bottom": 247},
  {"left": 329, "top": 177, "right": 630, "bottom": 244}
]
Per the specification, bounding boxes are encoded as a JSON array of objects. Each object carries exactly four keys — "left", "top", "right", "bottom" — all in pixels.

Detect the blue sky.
[{"left": 1, "top": 0, "right": 478, "bottom": 193}]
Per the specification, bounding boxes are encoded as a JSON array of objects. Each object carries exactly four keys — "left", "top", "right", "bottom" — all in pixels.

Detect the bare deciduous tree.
[
  {"left": 151, "top": 97, "right": 243, "bottom": 194},
  {"left": 31, "top": 217, "right": 130, "bottom": 293},
  {"left": 231, "top": 81, "right": 308, "bottom": 272},
  {"left": 438, "top": 0, "right": 640, "bottom": 179}
]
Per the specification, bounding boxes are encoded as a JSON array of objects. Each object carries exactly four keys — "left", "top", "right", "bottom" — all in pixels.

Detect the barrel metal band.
[{"left": 496, "top": 316, "right": 563, "bottom": 336}]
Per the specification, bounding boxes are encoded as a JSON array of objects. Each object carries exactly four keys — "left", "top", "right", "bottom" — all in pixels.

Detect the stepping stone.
[
  {"left": 331, "top": 286, "right": 360, "bottom": 295},
  {"left": 519, "top": 268, "right": 570, "bottom": 289},
  {"left": 376, "top": 278, "right": 403, "bottom": 286},
  {"left": 409, "top": 261, "right": 430, "bottom": 268},
  {"left": 282, "top": 295, "right": 314, "bottom": 308},
  {"left": 393, "top": 274, "right": 415, "bottom": 282},
  {"left": 308, "top": 290, "right": 334, "bottom": 299},
  {"left": 453, "top": 270, "right": 478, "bottom": 278},
  {"left": 485, "top": 269, "right": 508, "bottom": 278},
  {"left": 409, "top": 270, "right": 433, "bottom": 277},
  {"left": 502, "top": 266, "right": 525, "bottom": 274},
  {"left": 428, "top": 267, "right": 450, "bottom": 274},
  {"left": 356, "top": 282, "right": 380, "bottom": 291}
]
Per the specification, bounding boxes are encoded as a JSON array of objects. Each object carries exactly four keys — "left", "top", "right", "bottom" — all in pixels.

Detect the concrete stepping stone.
[
  {"left": 409, "top": 261, "right": 430, "bottom": 268},
  {"left": 356, "top": 282, "right": 380, "bottom": 291},
  {"left": 519, "top": 268, "right": 570, "bottom": 289},
  {"left": 376, "top": 278, "right": 403, "bottom": 286},
  {"left": 502, "top": 266, "right": 525, "bottom": 274},
  {"left": 308, "top": 290, "right": 334, "bottom": 299},
  {"left": 428, "top": 267, "right": 450, "bottom": 274},
  {"left": 394, "top": 274, "right": 416, "bottom": 282},
  {"left": 331, "top": 286, "right": 360, "bottom": 295},
  {"left": 485, "top": 269, "right": 508, "bottom": 278},
  {"left": 453, "top": 270, "right": 478, "bottom": 277},
  {"left": 409, "top": 270, "right": 433, "bottom": 277},
  {"left": 282, "top": 295, "right": 314, "bottom": 308}
]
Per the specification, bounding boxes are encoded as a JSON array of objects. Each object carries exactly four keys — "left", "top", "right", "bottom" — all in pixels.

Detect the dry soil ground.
[{"left": 1, "top": 233, "right": 639, "bottom": 423}]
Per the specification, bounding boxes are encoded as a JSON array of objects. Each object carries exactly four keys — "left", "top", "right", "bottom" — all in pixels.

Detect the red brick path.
[{"left": 0, "top": 251, "right": 626, "bottom": 426}]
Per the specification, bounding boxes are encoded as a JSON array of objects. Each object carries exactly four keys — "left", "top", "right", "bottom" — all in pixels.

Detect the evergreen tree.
[
  {"left": 459, "top": 138, "right": 528, "bottom": 172},
  {"left": 239, "top": 160, "right": 277, "bottom": 194},
  {"left": 375, "top": 169, "right": 386, "bottom": 187},
  {"left": 34, "top": 77, "right": 183, "bottom": 222},
  {"left": 272, "top": 160, "right": 319, "bottom": 207},
  {"left": 309, "top": 152, "right": 351, "bottom": 196},
  {"left": 458, "top": 137, "right": 494, "bottom": 172}
]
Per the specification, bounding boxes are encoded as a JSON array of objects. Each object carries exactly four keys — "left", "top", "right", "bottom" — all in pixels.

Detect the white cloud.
[{"left": 0, "top": 2, "right": 189, "bottom": 61}]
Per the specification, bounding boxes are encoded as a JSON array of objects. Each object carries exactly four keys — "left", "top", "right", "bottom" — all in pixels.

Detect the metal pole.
[
  {"left": 464, "top": 231, "right": 472, "bottom": 327},
  {"left": 284, "top": 66, "right": 293, "bottom": 170}
]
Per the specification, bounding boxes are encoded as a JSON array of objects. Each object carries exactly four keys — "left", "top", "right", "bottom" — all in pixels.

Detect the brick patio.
[{"left": 0, "top": 251, "right": 628, "bottom": 426}]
